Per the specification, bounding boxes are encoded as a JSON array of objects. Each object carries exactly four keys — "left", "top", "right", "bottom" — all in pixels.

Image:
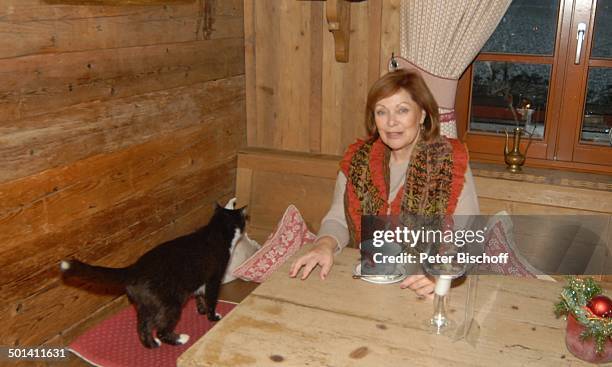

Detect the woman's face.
[{"left": 374, "top": 88, "right": 426, "bottom": 161}]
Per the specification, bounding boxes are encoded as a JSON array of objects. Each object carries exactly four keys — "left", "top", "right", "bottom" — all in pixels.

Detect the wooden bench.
[
  {"left": 235, "top": 147, "right": 341, "bottom": 243},
  {"left": 235, "top": 147, "right": 612, "bottom": 239},
  {"left": 234, "top": 147, "right": 612, "bottom": 279}
]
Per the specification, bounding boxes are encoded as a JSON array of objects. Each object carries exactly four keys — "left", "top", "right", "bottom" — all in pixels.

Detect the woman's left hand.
[{"left": 400, "top": 274, "right": 435, "bottom": 300}]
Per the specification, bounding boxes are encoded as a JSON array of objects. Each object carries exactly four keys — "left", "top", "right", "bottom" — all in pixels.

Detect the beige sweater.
[{"left": 317, "top": 160, "right": 480, "bottom": 252}]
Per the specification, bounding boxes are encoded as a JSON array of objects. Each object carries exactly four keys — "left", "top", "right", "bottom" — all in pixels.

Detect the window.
[{"left": 457, "top": 0, "right": 612, "bottom": 173}]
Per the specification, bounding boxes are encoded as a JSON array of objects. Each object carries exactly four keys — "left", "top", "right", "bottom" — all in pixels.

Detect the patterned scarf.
[{"left": 340, "top": 135, "right": 468, "bottom": 247}]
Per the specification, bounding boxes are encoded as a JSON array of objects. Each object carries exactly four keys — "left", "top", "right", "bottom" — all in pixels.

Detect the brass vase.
[{"left": 504, "top": 127, "right": 532, "bottom": 173}]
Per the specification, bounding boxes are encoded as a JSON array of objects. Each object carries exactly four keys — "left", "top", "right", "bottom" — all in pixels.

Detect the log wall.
[{"left": 0, "top": 0, "right": 245, "bottom": 346}]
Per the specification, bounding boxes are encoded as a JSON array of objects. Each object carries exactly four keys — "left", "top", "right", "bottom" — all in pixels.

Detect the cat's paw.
[
  {"left": 207, "top": 312, "right": 222, "bottom": 322},
  {"left": 177, "top": 334, "right": 190, "bottom": 345},
  {"left": 142, "top": 337, "right": 161, "bottom": 349},
  {"left": 196, "top": 304, "right": 207, "bottom": 315}
]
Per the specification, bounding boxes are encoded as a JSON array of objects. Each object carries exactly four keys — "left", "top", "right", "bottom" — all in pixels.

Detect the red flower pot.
[{"left": 566, "top": 314, "right": 612, "bottom": 363}]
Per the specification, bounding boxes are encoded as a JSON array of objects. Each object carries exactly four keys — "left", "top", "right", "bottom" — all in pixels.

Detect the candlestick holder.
[
  {"left": 428, "top": 275, "right": 455, "bottom": 334},
  {"left": 422, "top": 242, "right": 467, "bottom": 335}
]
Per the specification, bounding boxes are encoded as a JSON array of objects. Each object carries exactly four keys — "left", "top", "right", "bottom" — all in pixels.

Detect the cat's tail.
[{"left": 60, "top": 259, "right": 132, "bottom": 285}]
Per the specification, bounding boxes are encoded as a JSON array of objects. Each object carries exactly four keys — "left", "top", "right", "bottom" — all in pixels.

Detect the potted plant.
[{"left": 555, "top": 276, "right": 612, "bottom": 363}]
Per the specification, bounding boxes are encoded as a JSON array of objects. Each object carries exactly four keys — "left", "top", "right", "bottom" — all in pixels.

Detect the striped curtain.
[{"left": 396, "top": 0, "right": 512, "bottom": 138}]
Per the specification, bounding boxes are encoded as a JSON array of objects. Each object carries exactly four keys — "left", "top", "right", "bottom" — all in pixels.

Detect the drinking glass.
[{"left": 422, "top": 242, "right": 468, "bottom": 335}]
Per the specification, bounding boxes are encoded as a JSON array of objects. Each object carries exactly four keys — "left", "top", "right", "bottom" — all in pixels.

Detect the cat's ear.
[
  {"left": 224, "top": 197, "right": 237, "bottom": 209},
  {"left": 239, "top": 206, "right": 248, "bottom": 217},
  {"left": 214, "top": 202, "right": 224, "bottom": 212}
]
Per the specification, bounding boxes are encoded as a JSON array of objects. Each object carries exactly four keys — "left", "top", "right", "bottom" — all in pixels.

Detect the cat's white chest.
[
  {"left": 195, "top": 228, "right": 243, "bottom": 296},
  {"left": 229, "top": 228, "right": 242, "bottom": 254}
]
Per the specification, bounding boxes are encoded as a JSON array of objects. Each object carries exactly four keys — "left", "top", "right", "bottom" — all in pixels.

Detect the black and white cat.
[{"left": 60, "top": 202, "right": 246, "bottom": 348}]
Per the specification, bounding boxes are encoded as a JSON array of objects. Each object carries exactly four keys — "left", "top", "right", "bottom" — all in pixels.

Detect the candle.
[{"left": 435, "top": 275, "right": 453, "bottom": 296}]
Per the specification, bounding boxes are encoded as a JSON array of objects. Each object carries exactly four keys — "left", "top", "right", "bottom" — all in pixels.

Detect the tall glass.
[{"left": 422, "top": 242, "right": 468, "bottom": 335}]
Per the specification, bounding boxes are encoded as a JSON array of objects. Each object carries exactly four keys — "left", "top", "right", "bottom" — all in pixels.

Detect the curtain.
[{"left": 395, "top": 0, "right": 512, "bottom": 138}]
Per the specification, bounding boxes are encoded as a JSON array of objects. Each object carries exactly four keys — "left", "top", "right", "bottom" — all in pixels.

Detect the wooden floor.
[{"left": 40, "top": 279, "right": 259, "bottom": 367}]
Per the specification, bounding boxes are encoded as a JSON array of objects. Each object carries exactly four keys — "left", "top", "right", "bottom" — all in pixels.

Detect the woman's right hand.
[{"left": 289, "top": 237, "right": 337, "bottom": 280}]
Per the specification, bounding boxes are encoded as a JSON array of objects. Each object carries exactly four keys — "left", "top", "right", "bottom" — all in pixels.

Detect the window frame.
[{"left": 456, "top": 0, "right": 612, "bottom": 174}]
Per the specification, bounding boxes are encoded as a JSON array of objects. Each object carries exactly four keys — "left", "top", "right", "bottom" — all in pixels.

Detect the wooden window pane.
[
  {"left": 591, "top": 0, "right": 612, "bottom": 59},
  {"left": 581, "top": 67, "right": 612, "bottom": 145},
  {"left": 481, "top": 0, "right": 560, "bottom": 56},
  {"left": 470, "top": 61, "right": 551, "bottom": 139}
]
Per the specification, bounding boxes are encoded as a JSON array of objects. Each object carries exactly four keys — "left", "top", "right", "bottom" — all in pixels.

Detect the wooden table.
[{"left": 178, "top": 247, "right": 594, "bottom": 366}]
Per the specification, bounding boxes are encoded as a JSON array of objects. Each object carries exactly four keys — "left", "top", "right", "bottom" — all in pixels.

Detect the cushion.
[
  {"left": 69, "top": 299, "right": 236, "bottom": 367},
  {"left": 222, "top": 233, "right": 260, "bottom": 283},
  {"left": 479, "top": 211, "right": 554, "bottom": 281},
  {"left": 232, "top": 205, "right": 316, "bottom": 282}
]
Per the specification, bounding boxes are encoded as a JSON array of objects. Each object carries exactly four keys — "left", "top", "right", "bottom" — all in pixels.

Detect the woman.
[{"left": 289, "top": 70, "right": 479, "bottom": 298}]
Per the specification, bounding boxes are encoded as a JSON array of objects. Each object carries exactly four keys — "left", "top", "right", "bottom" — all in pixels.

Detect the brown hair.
[{"left": 365, "top": 70, "right": 440, "bottom": 141}]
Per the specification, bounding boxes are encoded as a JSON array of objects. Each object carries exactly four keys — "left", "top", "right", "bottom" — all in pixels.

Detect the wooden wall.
[
  {"left": 0, "top": 0, "right": 245, "bottom": 346},
  {"left": 245, "top": 0, "right": 400, "bottom": 155}
]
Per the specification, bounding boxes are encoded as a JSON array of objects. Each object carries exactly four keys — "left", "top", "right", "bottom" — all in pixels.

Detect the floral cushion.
[
  {"left": 480, "top": 212, "right": 554, "bottom": 281},
  {"left": 222, "top": 233, "right": 260, "bottom": 284},
  {"left": 232, "top": 205, "right": 316, "bottom": 283}
]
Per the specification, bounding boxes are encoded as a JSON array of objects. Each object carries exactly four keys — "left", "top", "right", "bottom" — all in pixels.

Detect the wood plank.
[
  {"left": 43, "top": 0, "right": 194, "bottom": 4},
  {"left": 320, "top": 1, "right": 370, "bottom": 155},
  {"left": 244, "top": 0, "right": 257, "bottom": 147},
  {"left": 0, "top": 5, "right": 243, "bottom": 59},
  {"left": 277, "top": 0, "right": 312, "bottom": 152},
  {"left": 235, "top": 167, "right": 254, "bottom": 209},
  {"left": 253, "top": 0, "right": 280, "bottom": 148},
  {"left": 246, "top": 224, "right": 274, "bottom": 244},
  {"left": 0, "top": 75, "right": 244, "bottom": 183},
  {"left": 478, "top": 197, "right": 606, "bottom": 215},
  {"left": 308, "top": 1, "right": 324, "bottom": 153},
  {"left": 249, "top": 170, "right": 335, "bottom": 232},
  {"left": 379, "top": 0, "right": 400, "bottom": 75},
  {"left": 0, "top": 38, "right": 244, "bottom": 123},
  {"left": 472, "top": 161, "right": 612, "bottom": 191},
  {"left": 475, "top": 176, "right": 612, "bottom": 213},
  {"left": 0, "top": 0, "right": 194, "bottom": 22},
  {"left": 320, "top": 13, "right": 344, "bottom": 155},
  {"left": 237, "top": 147, "right": 339, "bottom": 179},
  {"left": 367, "top": 0, "right": 383, "bottom": 87},
  {"left": 341, "top": 1, "right": 369, "bottom": 150},
  {"left": 0, "top": 122, "right": 202, "bottom": 225}
]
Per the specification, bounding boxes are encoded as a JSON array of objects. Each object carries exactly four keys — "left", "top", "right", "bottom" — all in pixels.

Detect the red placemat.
[{"left": 69, "top": 299, "right": 236, "bottom": 367}]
